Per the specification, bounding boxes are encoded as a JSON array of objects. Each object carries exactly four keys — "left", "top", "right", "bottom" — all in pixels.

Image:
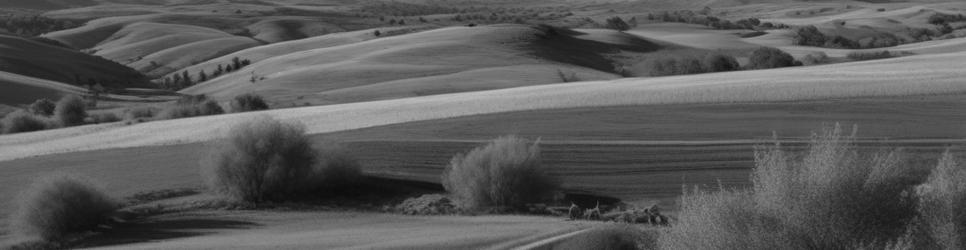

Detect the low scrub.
[
  {"left": 660, "top": 124, "right": 963, "bottom": 250},
  {"left": 12, "top": 174, "right": 117, "bottom": 241},
  {"left": 28, "top": 98, "right": 56, "bottom": 117},
  {"left": 907, "top": 152, "right": 966, "bottom": 249},
  {"left": 649, "top": 52, "right": 740, "bottom": 77},
  {"left": 157, "top": 100, "right": 224, "bottom": 120},
  {"left": 229, "top": 94, "right": 270, "bottom": 113},
  {"left": 846, "top": 51, "right": 904, "bottom": 61},
  {"left": 87, "top": 112, "right": 120, "bottom": 124},
  {"left": 123, "top": 106, "right": 157, "bottom": 121},
  {"left": 393, "top": 194, "right": 458, "bottom": 215},
  {"left": 202, "top": 116, "right": 360, "bottom": 203},
  {"left": 1, "top": 110, "right": 52, "bottom": 134},
  {"left": 800, "top": 52, "right": 830, "bottom": 65},
  {"left": 746, "top": 47, "right": 800, "bottom": 69},
  {"left": 54, "top": 95, "right": 87, "bottom": 127},
  {"left": 441, "top": 136, "right": 558, "bottom": 211}
]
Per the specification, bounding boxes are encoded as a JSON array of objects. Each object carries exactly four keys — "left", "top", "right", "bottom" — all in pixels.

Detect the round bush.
[
  {"left": 441, "top": 136, "right": 557, "bottom": 211},
  {"left": 29, "top": 99, "right": 56, "bottom": 116},
  {"left": 202, "top": 117, "right": 321, "bottom": 202},
  {"left": 703, "top": 53, "right": 740, "bottom": 72},
  {"left": 230, "top": 94, "right": 270, "bottom": 113},
  {"left": 54, "top": 95, "right": 87, "bottom": 127},
  {"left": 12, "top": 174, "right": 116, "bottom": 241},
  {"left": 746, "top": 47, "right": 798, "bottom": 70},
  {"left": 1, "top": 110, "right": 50, "bottom": 134}
]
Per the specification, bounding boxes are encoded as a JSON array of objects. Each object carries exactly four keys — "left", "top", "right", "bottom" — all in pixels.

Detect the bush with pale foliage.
[
  {"left": 1, "top": 110, "right": 51, "bottom": 134},
  {"left": 202, "top": 116, "right": 360, "bottom": 203},
  {"left": 659, "top": 124, "right": 962, "bottom": 250},
  {"left": 12, "top": 174, "right": 116, "bottom": 241},
  {"left": 441, "top": 136, "right": 557, "bottom": 211}
]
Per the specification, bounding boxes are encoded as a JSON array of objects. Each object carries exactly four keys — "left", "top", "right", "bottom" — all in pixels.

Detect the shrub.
[
  {"left": 605, "top": 16, "right": 631, "bottom": 31},
  {"left": 230, "top": 94, "right": 270, "bottom": 113},
  {"left": 54, "top": 95, "right": 87, "bottom": 127},
  {"left": 393, "top": 194, "right": 458, "bottom": 215},
  {"left": 746, "top": 47, "right": 798, "bottom": 69},
  {"left": 650, "top": 53, "right": 739, "bottom": 76},
  {"left": 202, "top": 116, "right": 358, "bottom": 202},
  {"left": 87, "top": 112, "right": 120, "bottom": 124},
  {"left": 28, "top": 99, "right": 56, "bottom": 116},
  {"left": 801, "top": 51, "right": 830, "bottom": 65},
  {"left": 1, "top": 110, "right": 51, "bottom": 134},
  {"left": 907, "top": 152, "right": 966, "bottom": 249},
  {"left": 661, "top": 124, "right": 928, "bottom": 249},
  {"left": 703, "top": 53, "right": 740, "bottom": 72},
  {"left": 847, "top": 51, "right": 899, "bottom": 61},
  {"left": 441, "top": 136, "right": 557, "bottom": 211},
  {"left": 123, "top": 106, "right": 157, "bottom": 121},
  {"left": 157, "top": 100, "right": 224, "bottom": 120},
  {"left": 12, "top": 174, "right": 116, "bottom": 241}
]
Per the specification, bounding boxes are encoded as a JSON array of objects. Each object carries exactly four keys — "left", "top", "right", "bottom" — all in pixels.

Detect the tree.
[
  {"left": 232, "top": 57, "right": 242, "bottom": 70},
  {"left": 605, "top": 17, "right": 631, "bottom": 31},
  {"left": 181, "top": 71, "right": 191, "bottom": 88},
  {"left": 199, "top": 70, "right": 208, "bottom": 82},
  {"left": 374, "top": 30, "right": 381, "bottom": 36}
]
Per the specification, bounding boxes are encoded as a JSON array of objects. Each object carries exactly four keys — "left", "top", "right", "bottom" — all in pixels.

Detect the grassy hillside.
[
  {"left": 0, "top": 72, "right": 85, "bottom": 106},
  {"left": 3, "top": 49, "right": 966, "bottom": 162},
  {"left": 180, "top": 24, "right": 666, "bottom": 105},
  {"left": 0, "top": 34, "right": 150, "bottom": 89},
  {"left": 90, "top": 22, "right": 262, "bottom": 78},
  {"left": 170, "top": 25, "right": 435, "bottom": 83}
]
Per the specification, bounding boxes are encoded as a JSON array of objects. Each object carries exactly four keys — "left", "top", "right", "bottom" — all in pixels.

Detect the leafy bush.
[
  {"left": 703, "top": 53, "right": 740, "bottom": 72},
  {"left": 157, "top": 100, "right": 224, "bottom": 120},
  {"left": 800, "top": 52, "right": 830, "bottom": 65},
  {"left": 88, "top": 112, "right": 121, "bottom": 124},
  {"left": 661, "top": 124, "right": 930, "bottom": 249},
  {"left": 746, "top": 47, "right": 799, "bottom": 69},
  {"left": 1, "top": 110, "right": 51, "bottom": 134},
  {"left": 123, "top": 106, "right": 157, "bottom": 121},
  {"left": 649, "top": 53, "right": 739, "bottom": 76},
  {"left": 28, "top": 99, "right": 56, "bottom": 116},
  {"left": 230, "top": 94, "right": 270, "bottom": 113},
  {"left": 605, "top": 16, "right": 631, "bottom": 31},
  {"left": 202, "top": 117, "right": 360, "bottom": 203},
  {"left": 907, "top": 152, "right": 966, "bottom": 249},
  {"left": 12, "top": 174, "right": 116, "bottom": 241},
  {"left": 441, "top": 136, "right": 558, "bottom": 211},
  {"left": 54, "top": 95, "right": 87, "bottom": 127},
  {"left": 847, "top": 51, "right": 900, "bottom": 61}
]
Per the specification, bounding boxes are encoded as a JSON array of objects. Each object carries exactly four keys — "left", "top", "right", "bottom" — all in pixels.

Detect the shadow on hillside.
[
  {"left": 74, "top": 218, "right": 259, "bottom": 248},
  {"left": 528, "top": 25, "right": 666, "bottom": 74}
]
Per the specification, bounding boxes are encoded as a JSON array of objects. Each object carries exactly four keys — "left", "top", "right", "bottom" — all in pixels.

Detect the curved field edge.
[{"left": 1, "top": 51, "right": 965, "bottom": 161}]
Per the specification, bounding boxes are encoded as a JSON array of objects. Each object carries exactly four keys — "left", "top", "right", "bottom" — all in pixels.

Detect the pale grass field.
[
  {"left": 171, "top": 25, "right": 435, "bottom": 82},
  {"left": 2, "top": 50, "right": 965, "bottom": 162},
  {"left": 177, "top": 25, "right": 633, "bottom": 101}
]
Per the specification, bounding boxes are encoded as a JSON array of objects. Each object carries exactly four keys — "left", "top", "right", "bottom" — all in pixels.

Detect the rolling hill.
[
  {"left": 0, "top": 71, "right": 86, "bottom": 106},
  {"left": 0, "top": 34, "right": 150, "bottom": 89},
  {"left": 179, "top": 24, "right": 667, "bottom": 105},
  {"left": 3, "top": 48, "right": 966, "bottom": 162}
]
